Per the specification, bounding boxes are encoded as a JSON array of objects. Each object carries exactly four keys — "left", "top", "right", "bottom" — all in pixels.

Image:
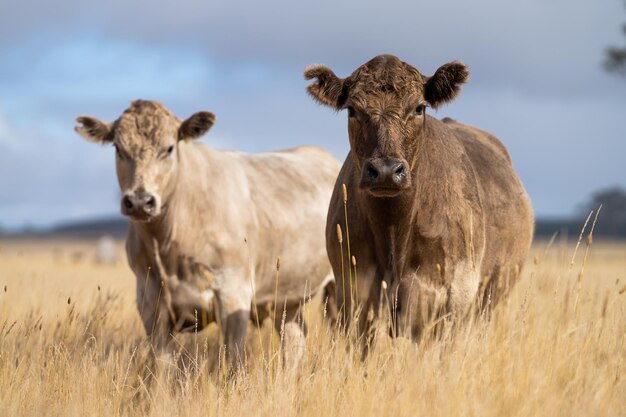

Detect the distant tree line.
[{"left": 535, "top": 186, "right": 626, "bottom": 239}]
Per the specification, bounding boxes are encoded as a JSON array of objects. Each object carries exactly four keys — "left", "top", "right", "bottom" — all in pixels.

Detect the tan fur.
[
  {"left": 75, "top": 100, "right": 341, "bottom": 369},
  {"left": 305, "top": 55, "right": 534, "bottom": 346}
]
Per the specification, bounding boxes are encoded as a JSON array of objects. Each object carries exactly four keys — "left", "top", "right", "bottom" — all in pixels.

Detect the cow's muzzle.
[
  {"left": 121, "top": 190, "right": 160, "bottom": 220},
  {"left": 360, "top": 157, "right": 410, "bottom": 197}
]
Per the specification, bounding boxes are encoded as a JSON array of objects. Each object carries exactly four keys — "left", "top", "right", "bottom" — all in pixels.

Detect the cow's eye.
[
  {"left": 347, "top": 106, "right": 356, "bottom": 118},
  {"left": 160, "top": 145, "right": 174, "bottom": 159},
  {"left": 114, "top": 144, "right": 123, "bottom": 159},
  {"left": 413, "top": 104, "right": 426, "bottom": 117}
]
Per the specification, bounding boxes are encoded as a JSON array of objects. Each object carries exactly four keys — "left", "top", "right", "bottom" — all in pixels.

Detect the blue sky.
[{"left": 0, "top": 0, "right": 625, "bottom": 230}]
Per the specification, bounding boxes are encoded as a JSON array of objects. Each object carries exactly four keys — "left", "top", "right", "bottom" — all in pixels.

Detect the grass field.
[{"left": 0, "top": 236, "right": 624, "bottom": 416}]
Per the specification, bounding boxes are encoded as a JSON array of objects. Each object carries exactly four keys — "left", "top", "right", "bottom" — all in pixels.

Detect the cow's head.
[
  {"left": 75, "top": 100, "right": 215, "bottom": 221},
  {"left": 305, "top": 55, "right": 468, "bottom": 198}
]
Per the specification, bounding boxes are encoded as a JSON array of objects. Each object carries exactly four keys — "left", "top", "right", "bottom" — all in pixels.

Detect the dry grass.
[{"left": 0, "top": 236, "right": 625, "bottom": 417}]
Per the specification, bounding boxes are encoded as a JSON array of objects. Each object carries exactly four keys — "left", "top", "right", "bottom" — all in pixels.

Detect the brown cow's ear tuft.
[
  {"left": 74, "top": 116, "right": 113, "bottom": 144},
  {"left": 179, "top": 111, "right": 215, "bottom": 141},
  {"left": 424, "top": 61, "right": 469, "bottom": 109},
  {"left": 304, "top": 65, "right": 347, "bottom": 110}
]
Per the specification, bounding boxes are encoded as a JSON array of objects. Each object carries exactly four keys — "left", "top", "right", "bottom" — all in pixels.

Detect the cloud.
[
  {"left": 0, "top": 36, "right": 215, "bottom": 119},
  {"left": 2, "top": 0, "right": 624, "bottom": 99}
]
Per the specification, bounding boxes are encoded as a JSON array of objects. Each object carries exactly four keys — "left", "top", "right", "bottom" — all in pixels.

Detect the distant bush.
[{"left": 578, "top": 186, "right": 626, "bottom": 238}]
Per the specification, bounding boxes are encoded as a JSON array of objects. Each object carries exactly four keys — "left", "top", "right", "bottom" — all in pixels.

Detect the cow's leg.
[
  {"left": 334, "top": 271, "right": 352, "bottom": 329},
  {"left": 222, "top": 309, "right": 249, "bottom": 371},
  {"left": 136, "top": 273, "right": 174, "bottom": 353},
  {"left": 393, "top": 273, "right": 448, "bottom": 342},
  {"left": 321, "top": 279, "right": 338, "bottom": 328},
  {"left": 331, "top": 255, "right": 380, "bottom": 360},
  {"left": 332, "top": 263, "right": 381, "bottom": 360},
  {"left": 134, "top": 273, "right": 178, "bottom": 384},
  {"left": 353, "top": 273, "right": 381, "bottom": 361},
  {"left": 447, "top": 260, "right": 481, "bottom": 321},
  {"left": 215, "top": 282, "right": 252, "bottom": 373},
  {"left": 273, "top": 303, "right": 307, "bottom": 373}
]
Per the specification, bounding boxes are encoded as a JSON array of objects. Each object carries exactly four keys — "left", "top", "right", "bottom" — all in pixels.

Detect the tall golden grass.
[{"left": 0, "top": 236, "right": 624, "bottom": 416}]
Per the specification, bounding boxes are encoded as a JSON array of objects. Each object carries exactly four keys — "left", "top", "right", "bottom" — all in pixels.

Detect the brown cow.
[
  {"left": 305, "top": 55, "right": 533, "bottom": 348},
  {"left": 75, "top": 100, "right": 340, "bottom": 370}
]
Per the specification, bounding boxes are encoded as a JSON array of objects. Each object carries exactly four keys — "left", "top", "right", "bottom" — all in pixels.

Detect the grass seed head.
[
  {"left": 336, "top": 224, "right": 343, "bottom": 243},
  {"left": 342, "top": 183, "right": 348, "bottom": 203}
]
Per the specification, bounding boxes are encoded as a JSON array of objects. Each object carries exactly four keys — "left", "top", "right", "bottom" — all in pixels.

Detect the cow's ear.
[
  {"left": 304, "top": 65, "right": 347, "bottom": 110},
  {"left": 179, "top": 111, "right": 215, "bottom": 141},
  {"left": 75, "top": 116, "right": 113, "bottom": 144},
  {"left": 424, "top": 61, "right": 469, "bottom": 109}
]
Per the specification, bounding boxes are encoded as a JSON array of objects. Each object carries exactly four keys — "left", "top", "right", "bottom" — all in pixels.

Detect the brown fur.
[
  {"left": 424, "top": 61, "right": 469, "bottom": 109},
  {"left": 75, "top": 100, "right": 340, "bottom": 369},
  {"left": 305, "top": 55, "right": 534, "bottom": 346}
]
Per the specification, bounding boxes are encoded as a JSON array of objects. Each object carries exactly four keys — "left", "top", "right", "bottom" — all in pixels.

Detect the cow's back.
[{"left": 234, "top": 146, "right": 340, "bottom": 303}]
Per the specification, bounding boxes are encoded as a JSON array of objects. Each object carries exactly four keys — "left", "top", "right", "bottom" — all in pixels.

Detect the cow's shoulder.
[{"left": 445, "top": 121, "right": 512, "bottom": 164}]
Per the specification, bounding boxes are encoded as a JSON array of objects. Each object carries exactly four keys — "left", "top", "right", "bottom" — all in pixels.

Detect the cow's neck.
[
  {"left": 362, "top": 189, "right": 418, "bottom": 282},
  {"left": 131, "top": 211, "right": 175, "bottom": 250}
]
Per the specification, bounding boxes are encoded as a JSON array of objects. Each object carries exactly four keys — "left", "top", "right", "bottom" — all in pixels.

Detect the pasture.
[{"left": 0, "top": 236, "right": 624, "bottom": 416}]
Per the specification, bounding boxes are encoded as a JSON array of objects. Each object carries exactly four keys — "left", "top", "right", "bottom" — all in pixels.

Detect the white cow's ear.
[
  {"left": 424, "top": 61, "right": 469, "bottom": 109},
  {"left": 179, "top": 111, "right": 215, "bottom": 141},
  {"left": 304, "top": 65, "right": 348, "bottom": 110},
  {"left": 75, "top": 116, "right": 113, "bottom": 144}
]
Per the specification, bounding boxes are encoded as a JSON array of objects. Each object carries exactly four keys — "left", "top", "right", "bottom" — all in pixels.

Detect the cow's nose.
[
  {"left": 121, "top": 191, "right": 158, "bottom": 217},
  {"left": 360, "top": 157, "right": 410, "bottom": 194},
  {"left": 141, "top": 194, "right": 156, "bottom": 211},
  {"left": 366, "top": 162, "right": 380, "bottom": 181},
  {"left": 122, "top": 195, "right": 134, "bottom": 211},
  {"left": 390, "top": 162, "right": 406, "bottom": 186}
]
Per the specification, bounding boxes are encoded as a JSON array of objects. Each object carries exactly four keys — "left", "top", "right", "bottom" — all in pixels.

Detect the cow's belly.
[{"left": 252, "top": 258, "right": 331, "bottom": 306}]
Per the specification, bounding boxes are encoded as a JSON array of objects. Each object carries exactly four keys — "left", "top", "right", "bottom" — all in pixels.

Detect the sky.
[{"left": 0, "top": 0, "right": 625, "bottom": 230}]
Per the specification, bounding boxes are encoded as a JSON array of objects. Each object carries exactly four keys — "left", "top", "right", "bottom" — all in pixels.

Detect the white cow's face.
[{"left": 75, "top": 100, "right": 215, "bottom": 221}]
